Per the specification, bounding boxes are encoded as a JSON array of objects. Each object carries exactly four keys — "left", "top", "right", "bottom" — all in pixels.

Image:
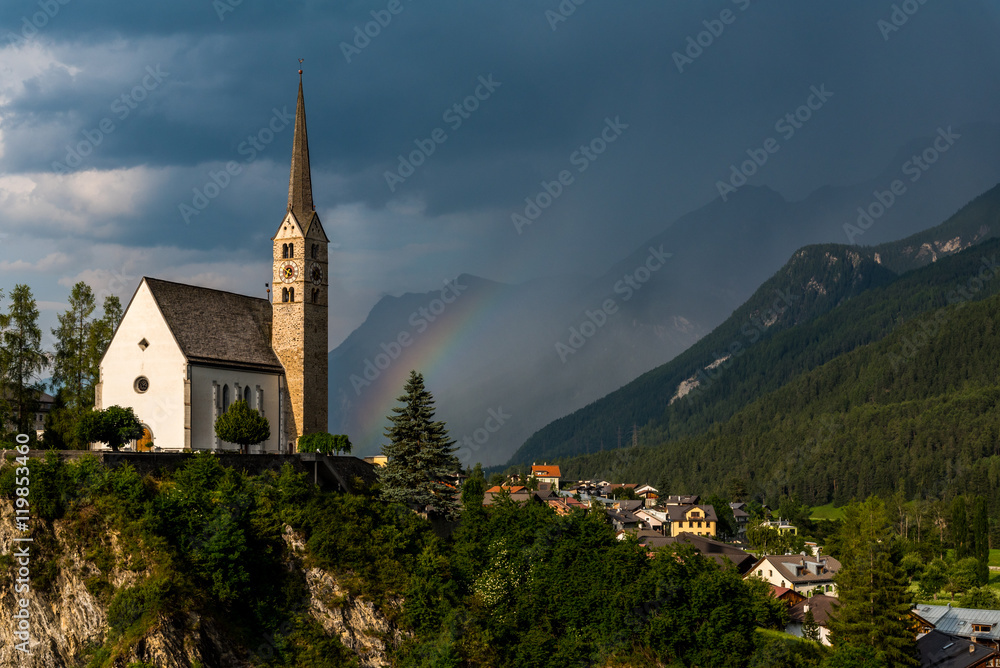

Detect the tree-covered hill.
[
  {"left": 553, "top": 286, "right": 1000, "bottom": 514},
  {"left": 509, "top": 184, "right": 1000, "bottom": 467}
]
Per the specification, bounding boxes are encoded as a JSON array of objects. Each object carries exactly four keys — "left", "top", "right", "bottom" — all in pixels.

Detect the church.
[{"left": 95, "top": 74, "right": 329, "bottom": 453}]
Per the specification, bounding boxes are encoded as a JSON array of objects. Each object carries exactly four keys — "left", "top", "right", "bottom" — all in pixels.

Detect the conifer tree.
[
  {"left": 379, "top": 371, "right": 460, "bottom": 520},
  {"left": 971, "top": 495, "right": 989, "bottom": 585},
  {"left": 951, "top": 496, "right": 970, "bottom": 559},
  {"left": 803, "top": 606, "right": 821, "bottom": 643},
  {"left": 1, "top": 285, "right": 46, "bottom": 434},
  {"left": 828, "top": 497, "right": 918, "bottom": 667},
  {"left": 51, "top": 282, "right": 96, "bottom": 414}
]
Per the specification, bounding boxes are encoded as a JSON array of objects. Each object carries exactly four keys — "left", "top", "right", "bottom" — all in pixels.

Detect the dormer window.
[{"left": 973, "top": 624, "right": 992, "bottom": 633}]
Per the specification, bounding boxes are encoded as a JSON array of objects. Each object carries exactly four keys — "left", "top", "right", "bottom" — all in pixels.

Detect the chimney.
[
  {"left": 804, "top": 604, "right": 810, "bottom": 613},
  {"left": 970, "top": 644, "right": 975, "bottom": 654}
]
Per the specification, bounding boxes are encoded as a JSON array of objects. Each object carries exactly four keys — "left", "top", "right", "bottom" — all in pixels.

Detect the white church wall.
[
  {"left": 190, "top": 366, "right": 282, "bottom": 453},
  {"left": 98, "top": 281, "right": 187, "bottom": 450}
]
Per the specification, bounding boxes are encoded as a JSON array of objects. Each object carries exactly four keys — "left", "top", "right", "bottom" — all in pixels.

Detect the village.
[{"left": 480, "top": 463, "right": 1000, "bottom": 668}]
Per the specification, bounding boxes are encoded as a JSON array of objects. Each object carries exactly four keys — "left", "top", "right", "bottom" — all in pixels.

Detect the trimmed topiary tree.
[
  {"left": 214, "top": 400, "right": 270, "bottom": 454},
  {"left": 75, "top": 405, "right": 145, "bottom": 452}
]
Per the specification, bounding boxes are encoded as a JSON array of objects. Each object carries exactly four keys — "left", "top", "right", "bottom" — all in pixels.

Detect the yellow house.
[{"left": 666, "top": 504, "right": 717, "bottom": 538}]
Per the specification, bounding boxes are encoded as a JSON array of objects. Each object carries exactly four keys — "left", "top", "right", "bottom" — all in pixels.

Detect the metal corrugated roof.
[{"left": 915, "top": 605, "right": 1000, "bottom": 640}]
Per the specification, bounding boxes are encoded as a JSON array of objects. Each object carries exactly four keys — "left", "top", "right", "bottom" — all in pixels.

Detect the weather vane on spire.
[{"left": 298, "top": 58, "right": 304, "bottom": 78}]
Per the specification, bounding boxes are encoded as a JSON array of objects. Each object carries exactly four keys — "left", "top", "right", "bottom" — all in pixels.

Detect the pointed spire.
[{"left": 287, "top": 67, "right": 315, "bottom": 222}]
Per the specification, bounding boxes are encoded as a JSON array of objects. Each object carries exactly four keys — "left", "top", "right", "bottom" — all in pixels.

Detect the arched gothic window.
[
  {"left": 289, "top": 287, "right": 295, "bottom": 302},
  {"left": 311, "top": 288, "right": 319, "bottom": 303},
  {"left": 282, "top": 243, "right": 288, "bottom": 259},
  {"left": 288, "top": 242, "right": 294, "bottom": 257},
  {"left": 243, "top": 386, "right": 251, "bottom": 404},
  {"left": 282, "top": 287, "right": 289, "bottom": 302},
  {"left": 311, "top": 244, "right": 318, "bottom": 259},
  {"left": 222, "top": 384, "right": 230, "bottom": 412}
]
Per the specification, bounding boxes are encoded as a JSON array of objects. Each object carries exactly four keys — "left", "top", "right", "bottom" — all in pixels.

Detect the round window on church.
[{"left": 134, "top": 376, "right": 150, "bottom": 394}]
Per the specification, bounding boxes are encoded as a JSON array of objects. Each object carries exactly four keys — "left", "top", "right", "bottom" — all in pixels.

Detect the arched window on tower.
[
  {"left": 282, "top": 243, "right": 288, "bottom": 259},
  {"left": 243, "top": 386, "right": 251, "bottom": 404},
  {"left": 289, "top": 242, "right": 294, "bottom": 257},
  {"left": 289, "top": 287, "right": 295, "bottom": 302},
  {"left": 282, "top": 287, "right": 289, "bottom": 302},
  {"left": 311, "top": 288, "right": 319, "bottom": 303},
  {"left": 222, "top": 385, "right": 230, "bottom": 412},
  {"left": 311, "top": 244, "right": 318, "bottom": 259}
]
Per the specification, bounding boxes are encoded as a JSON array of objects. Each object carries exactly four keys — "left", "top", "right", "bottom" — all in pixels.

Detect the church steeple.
[{"left": 287, "top": 70, "right": 315, "bottom": 224}]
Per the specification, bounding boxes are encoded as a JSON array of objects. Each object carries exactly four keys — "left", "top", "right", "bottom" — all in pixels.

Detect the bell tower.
[{"left": 272, "top": 69, "right": 329, "bottom": 451}]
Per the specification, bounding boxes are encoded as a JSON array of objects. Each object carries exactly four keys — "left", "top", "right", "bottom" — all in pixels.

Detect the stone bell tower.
[{"left": 271, "top": 70, "right": 329, "bottom": 451}]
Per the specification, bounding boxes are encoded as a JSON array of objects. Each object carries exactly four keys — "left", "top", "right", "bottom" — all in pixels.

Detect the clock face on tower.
[
  {"left": 310, "top": 264, "right": 323, "bottom": 285},
  {"left": 280, "top": 261, "right": 299, "bottom": 283}
]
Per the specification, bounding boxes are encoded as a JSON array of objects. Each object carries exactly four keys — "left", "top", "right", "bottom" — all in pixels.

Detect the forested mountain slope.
[{"left": 509, "top": 184, "right": 1000, "bottom": 466}]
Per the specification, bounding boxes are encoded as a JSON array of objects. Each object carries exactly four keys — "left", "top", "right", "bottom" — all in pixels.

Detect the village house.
[
  {"left": 913, "top": 605, "right": 1000, "bottom": 661},
  {"left": 747, "top": 554, "right": 841, "bottom": 597},
  {"left": 664, "top": 494, "right": 699, "bottom": 506},
  {"left": 531, "top": 463, "right": 561, "bottom": 490},
  {"left": 661, "top": 532, "right": 757, "bottom": 573},
  {"left": 916, "top": 630, "right": 999, "bottom": 668},
  {"left": 666, "top": 504, "right": 717, "bottom": 538},
  {"left": 786, "top": 594, "right": 838, "bottom": 645}
]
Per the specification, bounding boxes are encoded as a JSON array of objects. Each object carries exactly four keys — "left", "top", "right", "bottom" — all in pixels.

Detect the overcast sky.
[{"left": 1, "top": 0, "right": 999, "bottom": 351}]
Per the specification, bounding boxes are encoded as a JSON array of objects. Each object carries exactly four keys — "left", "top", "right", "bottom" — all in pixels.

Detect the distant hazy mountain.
[{"left": 330, "top": 122, "right": 1000, "bottom": 464}]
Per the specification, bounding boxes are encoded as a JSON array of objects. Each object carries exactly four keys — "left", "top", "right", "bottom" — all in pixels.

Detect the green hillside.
[
  {"left": 509, "top": 184, "right": 1000, "bottom": 467},
  {"left": 553, "top": 287, "right": 1000, "bottom": 513}
]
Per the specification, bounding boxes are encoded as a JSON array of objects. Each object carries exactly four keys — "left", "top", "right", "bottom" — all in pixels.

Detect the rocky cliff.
[{"left": 0, "top": 500, "right": 405, "bottom": 667}]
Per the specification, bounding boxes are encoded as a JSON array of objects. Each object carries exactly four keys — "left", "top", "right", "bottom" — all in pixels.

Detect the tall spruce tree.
[
  {"left": 971, "top": 496, "right": 990, "bottom": 585},
  {"left": 379, "top": 371, "right": 461, "bottom": 520},
  {"left": 951, "top": 496, "right": 970, "bottom": 559},
  {"left": 51, "top": 282, "right": 96, "bottom": 414},
  {"left": 1, "top": 285, "right": 46, "bottom": 434},
  {"left": 828, "top": 497, "right": 918, "bottom": 667},
  {"left": 86, "top": 295, "right": 122, "bottom": 383}
]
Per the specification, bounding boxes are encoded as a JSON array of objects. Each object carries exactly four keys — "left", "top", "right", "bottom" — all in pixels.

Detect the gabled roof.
[
  {"left": 662, "top": 532, "right": 757, "bottom": 573},
  {"left": 531, "top": 464, "right": 561, "bottom": 477},
  {"left": 143, "top": 278, "right": 283, "bottom": 373},
  {"left": 788, "top": 594, "right": 839, "bottom": 625},
  {"left": 664, "top": 494, "right": 699, "bottom": 505},
  {"left": 753, "top": 555, "right": 841, "bottom": 584},
  {"left": 917, "top": 630, "right": 998, "bottom": 668},
  {"left": 666, "top": 504, "right": 718, "bottom": 523}
]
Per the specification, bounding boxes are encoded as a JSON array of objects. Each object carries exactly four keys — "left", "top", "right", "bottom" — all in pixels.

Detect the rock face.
[{"left": 0, "top": 501, "right": 404, "bottom": 667}]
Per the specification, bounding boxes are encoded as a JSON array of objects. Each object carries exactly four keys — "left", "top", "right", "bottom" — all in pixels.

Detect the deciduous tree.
[
  {"left": 76, "top": 405, "right": 145, "bottom": 452},
  {"left": 214, "top": 400, "right": 270, "bottom": 454}
]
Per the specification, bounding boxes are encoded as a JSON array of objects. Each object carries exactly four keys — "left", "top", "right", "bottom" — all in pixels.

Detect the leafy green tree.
[
  {"left": 1, "top": 285, "right": 46, "bottom": 434},
  {"left": 76, "top": 406, "right": 145, "bottom": 452},
  {"left": 51, "top": 282, "right": 96, "bottom": 415},
  {"left": 379, "top": 371, "right": 460, "bottom": 521},
  {"left": 297, "top": 432, "right": 351, "bottom": 455},
  {"left": 610, "top": 485, "right": 638, "bottom": 500},
  {"left": 947, "top": 557, "right": 981, "bottom": 597},
  {"left": 747, "top": 518, "right": 788, "bottom": 554},
  {"left": 918, "top": 558, "right": 948, "bottom": 600},
  {"left": 821, "top": 644, "right": 888, "bottom": 668},
  {"left": 214, "top": 400, "right": 270, "bottom": 454},
  {"left": 827, "top": 497, "right": 918, "bottom": 667},
  {"left": 803, "top": 607, "right": 821, "bottom": 643},
  {"left": 960, "top": 586, "right": 1000, "bottom": 610}
]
